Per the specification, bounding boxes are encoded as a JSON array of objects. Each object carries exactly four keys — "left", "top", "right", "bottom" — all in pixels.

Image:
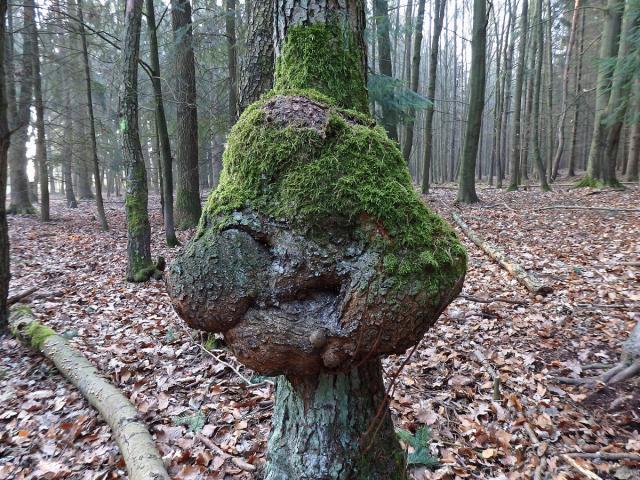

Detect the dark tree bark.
[
  {"left": 402, "top": 0, "right": 425, "bottom": 163},
  {"left": 31, "top": 0, "right": 49, "bottom": 221},
  {"left": 226, "top": 0, "right": 238, "bottom": 125},
  {"left": 62, "top": 87, "right": 78, "bottom": 208},
  {"left": 77, "top": 0, "right": 108, "bottom": 230},
  {"left": 146, "top": 0, "right": 178, "bottom": 247},
  {"left": 120, "top": 0, "right": 155, "bottom": 282},
  {"left": 0, "top": 0, "right": 11, "bottom": 334},
  {"left": 8, "top": 0, "right": 35, "bottom": 214},
  {"left": 421, "top": 0, "right": 446, "bottom": 193},
  {"left": 507, "top": 0, "right": 529, "bottom": 191},
  {"left": 171, "top": 0, "right": 201, "bottom": 229},
  {"left": 237, "top": 0, "right": 274, "bottom": 113},
  {"left": 568, "top": 8, "right": 585, "bottom": 177},
  {"left": 628, "top": 76, "right": 640, "bottom": 182},
  {"left": 457, "top": 0, "right": 487, "bottom": 203},
  {"left": 374, "top": 0, "right": 398, "bottom": 141}
]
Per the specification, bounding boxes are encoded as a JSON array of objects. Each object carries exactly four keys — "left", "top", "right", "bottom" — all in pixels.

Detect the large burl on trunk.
[{"left": 167, "top": 2, "right": 466, "bottom": 478}]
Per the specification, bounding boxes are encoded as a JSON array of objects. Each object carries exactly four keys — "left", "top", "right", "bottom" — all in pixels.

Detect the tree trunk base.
[{"left": 265, "top": 359, "right": 407, "bottom": 480}]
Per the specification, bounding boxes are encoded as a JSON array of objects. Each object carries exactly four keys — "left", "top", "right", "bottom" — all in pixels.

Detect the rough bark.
[
  {"left": 452, "top": 213, "right": 552, "bottom": 295},
  {"left": 507, "top": 0, "right": 529, "bottom": 191},
  {"left": 120, "top": 0, "right": 156, "bottom": 282},
  {"left": 76, "top": 0, "right": 108, "bottom": 229},
  {"left": 171, "top": 0, "right": 201, "bottom": 229},
  {"left": 568, "top": 9, "right": 585, "bottom": 177},
  {"left": 422, "top": 0, "right": 446, "bottom": 194},
  {"left": 146, "top": 0, "right": 178, "bottom": 246},
  {"left": 237, "top": 0, "right": 274, "bottom": 113},
  {"left": 0, "top": 0, "right": 10, "bottom": 334},
  {"left": 9, "top": 307, "right": 169, "bottom": 479},
  {"left": 457, "top": 0, "right": 487, "bottom": 203},
  {"left": 226, "top": 0, "right": 238, "bottom": 125},
  {"left": 62, "top": 88, "right": 78, "bottom": 208},
  {"left": 627, "top": 77, "right": 640, "bottom": 182},
  {"left": 374, "top": 0, "right": 399, "bottom": 141},
  {"left": 402, "top": 0, "right": 425, "bottom": 163},
  {"left": 8, "top": 0, "right": 35, "bottom": 214},
  {"left": 31, "top": 3, "right": 49, "bottom": 222}
]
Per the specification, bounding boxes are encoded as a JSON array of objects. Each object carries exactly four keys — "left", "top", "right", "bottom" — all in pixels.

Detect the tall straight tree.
[
  {"left": 171, "top": 0, "right": 201, "bottom": 229},
  {"left": 0, "top": 0, "right": 11, "bottom": 334},
  {"left": 120, "top": 0, "right": 156, "bottom": 282},
  {"left": 421, "top": 0, "right": 447, "bottom": 193},
  {"left": 402, "top": 0, "right": 425, "bottom": 162},
  {"left": 8, "top": 0, "right": 35, "bottom": 214},
  {"left": 508, "top": 0, "right": 529, "bottom": 191},
  {"left": 374, "top": 0, "right": 398, "bottom": 141},
  {"left": 237, "top": 0, "right": 274, "bottom": 113},
  {"left": 226, "top": 0, "right": 238, "bottom": 124},
  {"left": 628, "top": 76, "right": 640, "bottom": 181},
  {"left": 457, "top": 0, "right": 487, "bottom": 203},
  {"left": 31, "top": 1, "right": 49, "bottom": 221},
  {"left": 146, "top": 0, "right": 178, "bottom": 246},
  {"left": 77, "top": 0, "right": 108, "bottom": 230}
]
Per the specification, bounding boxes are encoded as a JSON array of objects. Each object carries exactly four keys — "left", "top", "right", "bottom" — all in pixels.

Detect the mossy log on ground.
[
  {"left": 452, "top": 213, "right": 552, "bottom": 296},
  {"left": 9, "top": 306, "right": 169, "bottom": 480}
]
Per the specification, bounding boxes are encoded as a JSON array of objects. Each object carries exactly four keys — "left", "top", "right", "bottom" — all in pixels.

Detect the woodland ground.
[{"left": 0, "top": 185, "right": 639, "bottom": 480}]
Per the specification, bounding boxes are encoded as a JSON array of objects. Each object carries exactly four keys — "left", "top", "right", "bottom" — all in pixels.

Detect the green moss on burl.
[
  {"left": 23, "top": 321, "right": 56, "bottom": 350},
  {"left": 201, "top": 91, "right": 466, "bottom": 290}
]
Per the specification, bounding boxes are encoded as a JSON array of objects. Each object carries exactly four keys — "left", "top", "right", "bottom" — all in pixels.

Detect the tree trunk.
[
  {"left": 77, "top": 0, "right": 108, "bottom": 230},
  {"left": 62, "top": 88, "right": 78, "bottom": 208},
  {"left": 0, "top": 0, "right": 10, "bottom": 334},
  {"left": 146, "top": 0, "right": 178, "bottom": 246},
  {"left": 31, "top": 2, "right": 49, "bottom": 221},
  {"left": 237, "top": 0, "right": 274, "bottom": 114},
  {"left": 8, "top": 0, "right": 35, "bottom": 214},
  {"left": 583, "top": 0, "right": 624, "bottom": 185},
  {"left": 121, "top": 0, "right": 155, "bottom": 282},
  {"left": 374, "top": 0, "right": 399, "bottom": 141},
  {"left": 266, "top": 359, "right": 402, "bottom": 480},
  {"left": 551, "top": 0, "right": 581, "bottom": 180},
  {"left": 568, "top": 8, "right": 585, "bottom": 177},
  {"left": 226, "top": 0, "right": 238, "bottom": 125},
  {"left": 421, "top": 0, "right": 446, "bottom": 193},
  {"left": 457, "top": 0, "right": 487, "bottom": 203},
  {"left": 171, "top": 0, "right": 201, "bottom": 229},
  {"left": 507, "top": 0, "right": 529, "bottom": 191},
  {"left": 627, "top": 76, "right": 640, "bottom": 182},
  {"left": 402, "top": 0, "right": 425, "bottom": 163}
]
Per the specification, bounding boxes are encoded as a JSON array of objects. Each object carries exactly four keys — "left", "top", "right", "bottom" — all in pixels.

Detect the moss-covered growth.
[
  {"left": 575, "top": 176, "right": 625, "bottom": 189},
  {"left": 274, "top": 24, "right": 368, "bottom": 114},
  {"left": 201, "top": 92, "right": 466, "bottom": 289},
  {"left": 24, "top": 321, "right": 56, "bottom": 350}
]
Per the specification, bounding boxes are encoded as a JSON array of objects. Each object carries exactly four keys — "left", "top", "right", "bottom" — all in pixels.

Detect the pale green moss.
[{"left": 24, "top": 321, "right": 56, "bottom": 351}]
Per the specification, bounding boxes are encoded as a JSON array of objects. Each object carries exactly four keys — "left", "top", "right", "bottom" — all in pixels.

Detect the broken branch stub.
[{"left": 167, "top": 94, "right": 467, "bottom": 378}]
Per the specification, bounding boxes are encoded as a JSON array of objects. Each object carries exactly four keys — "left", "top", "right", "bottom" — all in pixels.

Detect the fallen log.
[
  {"left": 536, "top": 205, "right": 640, "bottom": 213},
  {"left": 9, "top": 306, "right": 169, "bottom": 480},
  {"left": 452, "top": 213, "right": 552, "bottom": 296}
]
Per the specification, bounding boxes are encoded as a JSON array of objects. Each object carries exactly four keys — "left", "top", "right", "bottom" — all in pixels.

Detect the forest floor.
[{"left": 1, "top": 184, "right": 639, "bottom": 480}]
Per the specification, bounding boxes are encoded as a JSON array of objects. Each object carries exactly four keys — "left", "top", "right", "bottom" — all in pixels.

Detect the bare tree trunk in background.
[
  {"left": 146, "top": 0, "right": 178, "bottom": 247},
  {"left": 402, "top": 0, "right": 425, "bottom": 163},
  {"left": 171, "top": 0, "right": 201, "bottom": 229},
  {"left": 226, "top": 0, "right": 238, "bottom": 125},
  {"left": 31, "top": 1, "right": 49, "bottom": 221},
  {"left": 0, "top": 0, "right": 11, "bottom": 335},
  {"left": 498, "top": 0, "right": 516, "bottom": 188},
  {"left": 77, "top": 0, "right": 108, "bottom": 230},
  {"left": 63, "top": 88, "right": 78, "bottom": 208},
  {"left": 422, "top": 0, "right": 446, "bottom": 193},
  {"left": 374, "top": 0, "right": 399, "bottom": 141},
  {"left": 8, "top": 0, "right": 35, "bottom": 214},
  {"left": 545, "top": 0, "right": 554, "bottom": 179},
  {"left": 238, "top": 0, "right": 274, "bottom": 113},
  {"left": 568, "top": 8, "right": 585, "bottom": 177},
  {"left": 457, "top": 0, "right": 487, "bottom": 203},
  {"left": 551, "top": 0, "right": 581, "bottom": 180},
  {"left": 121, "top": 0, "right": 156, "bottom": 282},
  {"left": 507, "top": 0, "right": 529, "bottom": 191},
  {"left": 628, "top": 76, "right": 640, "bottom": 182}
]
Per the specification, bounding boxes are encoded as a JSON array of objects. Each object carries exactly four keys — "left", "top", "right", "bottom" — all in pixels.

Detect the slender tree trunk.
[
  {"left": 627, "top": 76, "right": 640, "bottom": 182},
  {"left": 421, "top": 0, "right": 446, "bottom": 193},
  {"left": 457, "top": 0, "right": 487, "bottom": 203},
  {"left": 121, "top": 0, "right": 155, "bottom": 282},
  {"left": 507, "top": 0, "right": 529, "bottom": 191},
  {"left": 545, "top": 0, "right": 554, "bottom": 179},
  {"left": 77, "top": 0, "right": 108, "bottom": 229},
  {"left": 374, "top": 0, "right": 399, "bottom": 141},
  {"left": 31, "top": 2, "right": 49, "bottom": 221},
  {"left": 171, "top": 0, "right": 201, "bottom": 229},
  {"left": 8, "top": 0, "right": 35, "bottom": 214},
  {"left": 238, "top": 0, "right": 274, "bottom": 114},
  {"left": 568, "top": 8, "right": 585, "bottom": 177},
  {"left": 62, "top": 88, "right": 78, "bottom": 208},
  {"left": 402, "top": 0, "right": 426, "bottom": 163},
  {"left": 0, "top": 0, "right": 11, "bottom": 334},
  {"left": 226, "top": 0, "right": 238, "bottom": 125},
  {"left": 146, "top": 0, "right": 178, "bottom": 246}
]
